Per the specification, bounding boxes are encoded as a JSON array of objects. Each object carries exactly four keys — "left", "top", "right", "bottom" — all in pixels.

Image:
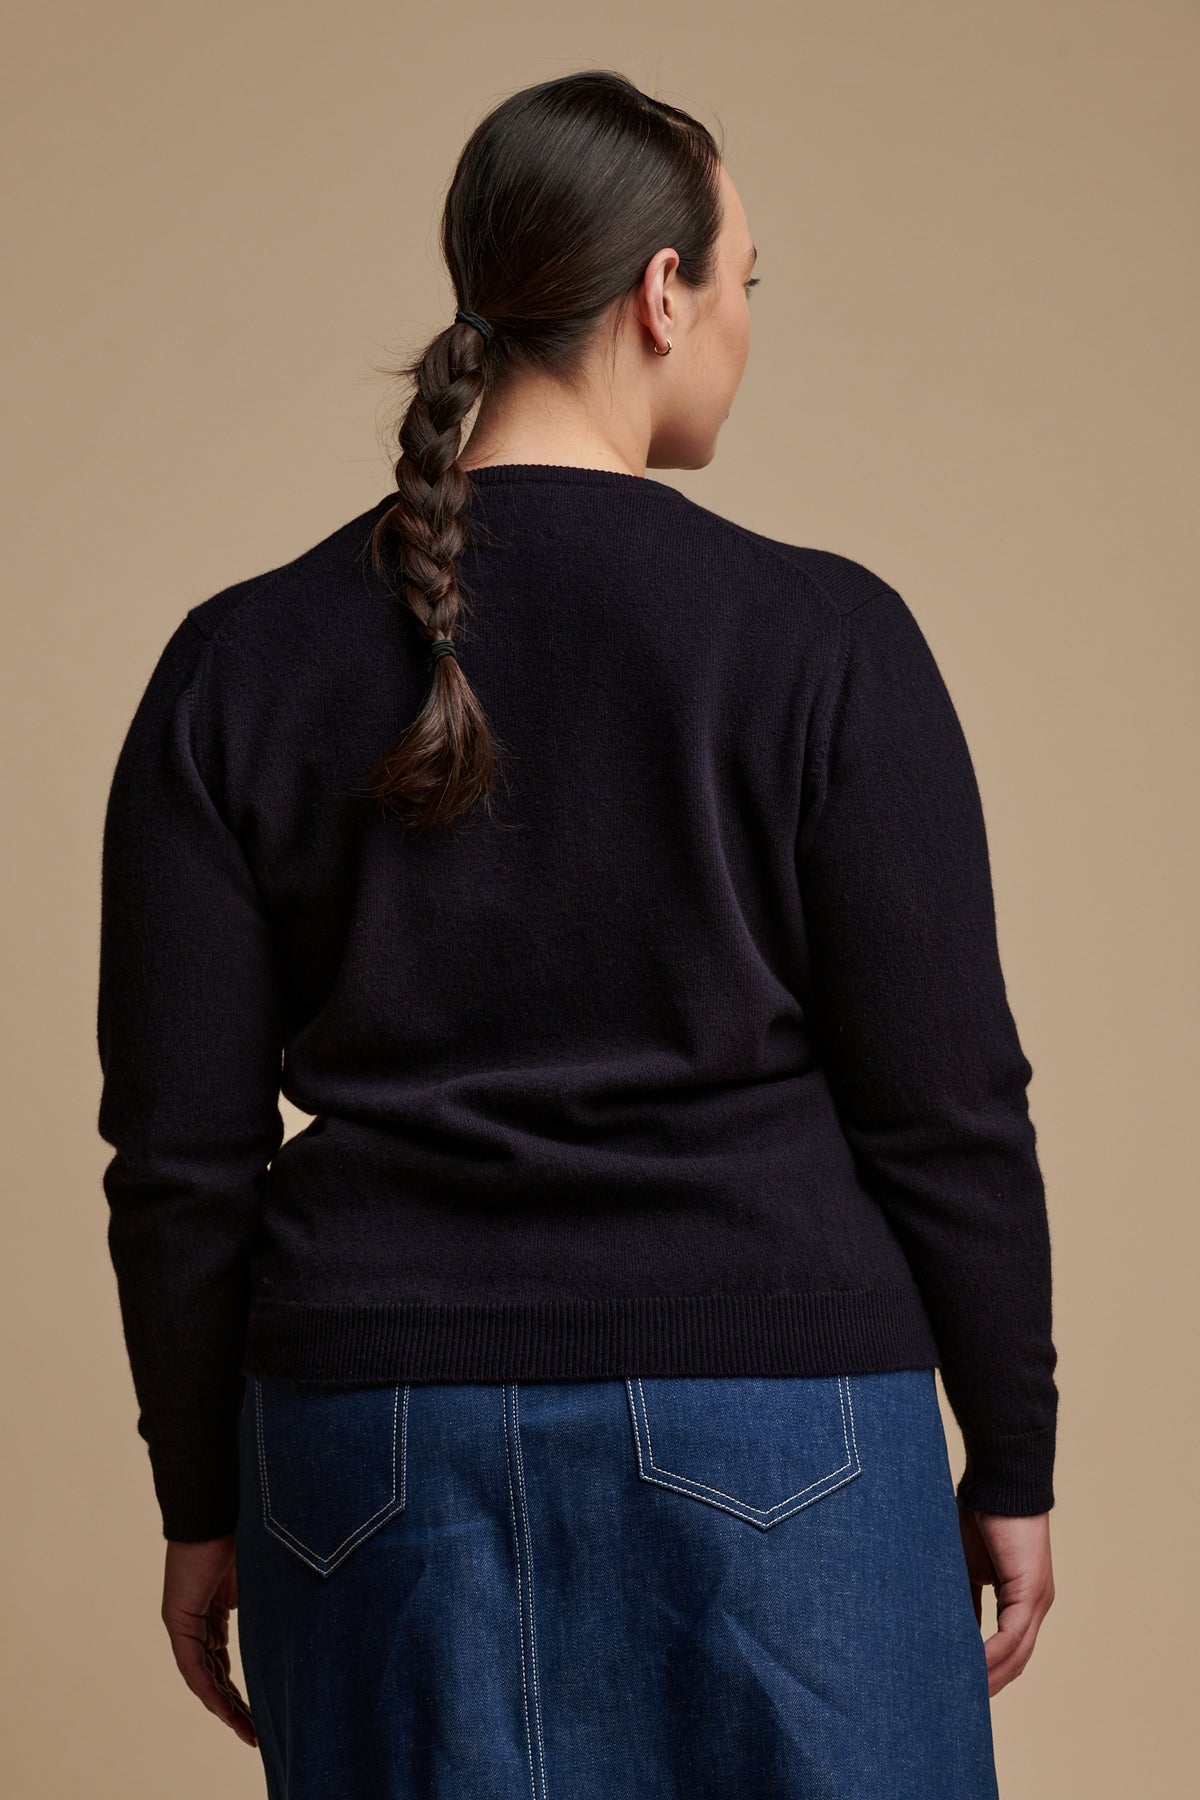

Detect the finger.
[
  {"left": 181, "top": 1642, "right": 259, "bottom": 1747},
  {"left": 168, "top": 1618, "right": 259, "bottom": 1747},
  {"left": 983, "top": 1599, "right": 1042, "bottom": 1693},
  {"left": 203, "top": 1623, "right": 257, "bottom": 1746},
  {"left": 198, "top": 1627, "right": 258, "bottom": 1748}
]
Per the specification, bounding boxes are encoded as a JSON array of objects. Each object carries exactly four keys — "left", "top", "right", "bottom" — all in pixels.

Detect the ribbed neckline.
[
  {"left": 462, "top": 461, "right": 679, "bottom": 496},
  {"left": 368, "top": 462, "right": 682, "bottom": 514}
]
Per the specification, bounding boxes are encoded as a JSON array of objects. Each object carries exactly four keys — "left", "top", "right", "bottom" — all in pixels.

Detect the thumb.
[{"left": 956, "top": 1501, "right": 995, "bottom": 1628}]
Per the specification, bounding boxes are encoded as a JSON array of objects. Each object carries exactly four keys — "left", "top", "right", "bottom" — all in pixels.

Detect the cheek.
[{"left": 729, "top": 298, "right": 751, "bottom": 369}]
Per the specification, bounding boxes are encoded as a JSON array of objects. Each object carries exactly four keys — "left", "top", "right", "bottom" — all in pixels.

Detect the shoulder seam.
[
  {"left": 682, "top": 504, "right": 840, "bottom": 612},
  {"left": 846, "top": 586, "right": 894, "bottom": 616},
  {"left": 672, "top": 498, "right": 898, "bottom": 622},
  {"left": 185, "top": 560, "right": 293, "bottom": 651}
]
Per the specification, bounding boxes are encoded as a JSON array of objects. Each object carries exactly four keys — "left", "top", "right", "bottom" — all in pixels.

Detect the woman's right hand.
[{"left": 957, "top": 1506, "right": 1056, "bottom": 1696}]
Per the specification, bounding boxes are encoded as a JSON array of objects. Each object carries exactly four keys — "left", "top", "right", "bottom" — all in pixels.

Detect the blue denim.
[{"left": 235, "top": 1367, "right": 999, "bottom": 1798}]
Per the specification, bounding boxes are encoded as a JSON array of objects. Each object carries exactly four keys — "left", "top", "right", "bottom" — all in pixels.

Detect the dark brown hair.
[{"left": 364, "top": 69, "right": 724, "bottom": 832}]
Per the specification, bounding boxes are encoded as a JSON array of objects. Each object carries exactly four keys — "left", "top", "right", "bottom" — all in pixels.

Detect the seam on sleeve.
[
  {"left": 795, "top": 587, "right": 903, "bottom": 853},
  {"left": 801, "top": 605, "right": 846, "bottom": 840},
  {"left": 178, "top": 615, "right": 280, "bottom": 926},
  {"left": 172, "top": 620, "right": 219, "bottom": 801}
]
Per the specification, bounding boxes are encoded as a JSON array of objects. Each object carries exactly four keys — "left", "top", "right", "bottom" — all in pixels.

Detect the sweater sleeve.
[
  {"left": 796, "top": 582, "right": 1058, "bottom": 1516},
  {"left": 96, "top": 613, "right": 284, "bottom": 1542}
]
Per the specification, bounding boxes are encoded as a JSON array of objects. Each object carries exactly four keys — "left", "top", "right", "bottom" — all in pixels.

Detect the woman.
[{"left": 97, "top": 68, "right": 1057, "bottom": 1799}]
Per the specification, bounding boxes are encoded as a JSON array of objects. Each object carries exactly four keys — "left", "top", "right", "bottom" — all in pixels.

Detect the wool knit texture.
[{"left": 96, "top": 464, "right": 1058, "bottom": 1541}]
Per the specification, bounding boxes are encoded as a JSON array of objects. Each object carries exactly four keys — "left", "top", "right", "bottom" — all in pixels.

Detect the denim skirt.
[{"left": 235, "top": 1366, "right": 998, "bottom": 1799}]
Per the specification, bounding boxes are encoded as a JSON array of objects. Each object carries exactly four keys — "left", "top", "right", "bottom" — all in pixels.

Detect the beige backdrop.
[{"left": 3, "top": 2, "right": 1196, "bottom": 1794}]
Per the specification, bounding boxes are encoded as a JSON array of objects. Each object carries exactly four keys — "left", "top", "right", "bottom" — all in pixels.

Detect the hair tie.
[
  {"left": 429, "top": 638, "right": 459, "bottom": 665},
  {"left": 454, "top": 307, "right": 495, "bottom": 343}
]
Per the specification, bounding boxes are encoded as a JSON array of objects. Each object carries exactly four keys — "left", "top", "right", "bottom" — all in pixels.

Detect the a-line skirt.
[{"left": 234, "top": 1364, "right": 999, "bottom": 1799}]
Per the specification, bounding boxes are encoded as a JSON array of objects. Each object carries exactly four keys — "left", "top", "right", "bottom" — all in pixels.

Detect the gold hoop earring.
[{"left": 651, "top": 337, "right": 672, "bottom": 355}]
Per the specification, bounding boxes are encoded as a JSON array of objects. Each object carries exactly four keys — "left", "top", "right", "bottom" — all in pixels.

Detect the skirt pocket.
[
  {"left": 251, "top": 1376, "right": 409, "bottom": 1576},
  {"left": 625, "top": 1372, "right": 862, "bottom": 1530}
]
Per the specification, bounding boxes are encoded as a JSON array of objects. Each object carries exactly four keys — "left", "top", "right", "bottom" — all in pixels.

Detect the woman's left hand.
[{"left": 162, "top": 1534, "right": 258, "bottom": 1748}]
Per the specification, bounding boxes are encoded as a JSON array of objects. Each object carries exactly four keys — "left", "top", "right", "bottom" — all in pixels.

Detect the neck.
[{"left": 457, "top": 372, "right": 650, "bottom": 477}]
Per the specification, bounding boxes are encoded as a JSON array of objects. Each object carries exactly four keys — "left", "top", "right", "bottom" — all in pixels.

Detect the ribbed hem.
[
  {"left": 955, "top": 1428, "right": 1057, "bottom": 1516},
  {"left": 242, "top": 1286, "right": 941, "bottom": 1384}
]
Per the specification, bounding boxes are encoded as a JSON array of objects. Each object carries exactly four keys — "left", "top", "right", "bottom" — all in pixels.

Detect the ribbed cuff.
[
  {"left": 955, "top": 1427, "right": 1056, "bottom": 1516},
  {"left": 151, "top": 1454, "right": 241, "bottom": 1543}
]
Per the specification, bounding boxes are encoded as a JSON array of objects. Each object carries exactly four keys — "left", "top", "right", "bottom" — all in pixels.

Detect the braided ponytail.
[
  {"left": 364, "top": 68, "right": 722, "bottom": 831},
  {"left": 364, "top": 312, "right": 504, "bottom": 832}
]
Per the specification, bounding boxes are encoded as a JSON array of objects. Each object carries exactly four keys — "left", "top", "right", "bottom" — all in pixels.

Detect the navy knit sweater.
[{"left": 96, "top": 463, "right": 1058, "bottom": 1540}]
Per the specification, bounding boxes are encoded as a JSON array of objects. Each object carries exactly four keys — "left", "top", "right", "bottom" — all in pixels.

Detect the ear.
[{"left": 636, "top": 246, "right": 681, "bottom": 341}]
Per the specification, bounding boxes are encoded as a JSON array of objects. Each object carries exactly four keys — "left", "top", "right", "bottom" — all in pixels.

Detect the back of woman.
[{"left": 96, "top": 67, "right": 1057, "bottom": 1800}]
